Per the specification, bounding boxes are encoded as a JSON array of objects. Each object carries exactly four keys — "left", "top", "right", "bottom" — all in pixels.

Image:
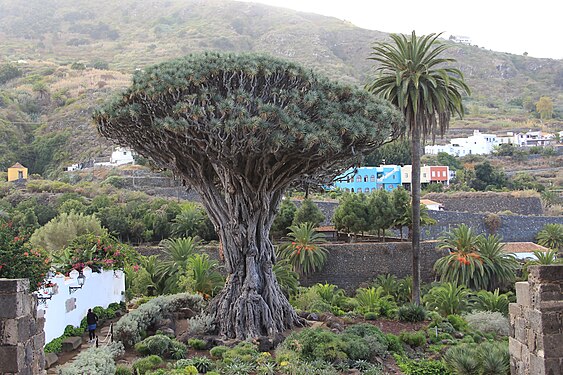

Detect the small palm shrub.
[
  {"left": 397, "top": 303, "right": 427, "bottom": 322},
  {"left": 292, "top": 284, "right": 351, "bottom": 315},
  {"left": 472, "top": 289, "right": 513, "bottom": 315},
  {"left": 272, "top": 259, "right": 300, "bottom": 296},
  {"left": 479, "top": 341, "right": 510, "bottom": 375},
  {"left": 423, "top": 282, "right": 471, "bottom": 316},
  {"left": 446, "top": 314, "right": 468, "bottom": 332},
  {"left": 354, "top": 287, "right": 397, "bottom": 317},
  {"left": 276, "top": 222, "right": 328, "bottom": 276},
  {"left": 536, "top": 223, "right": 563, "bottom": 251},
  {"left": 176, "top": 357, "right": 213, "bottom": 373},
  {"left": 464, "top": 311, "right": 509, "bottom": 336}
]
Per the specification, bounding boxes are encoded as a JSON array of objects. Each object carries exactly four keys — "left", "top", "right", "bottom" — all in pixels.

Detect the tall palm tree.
[{"left": 367, "top": 31, "right": 470, "bottom": 304}]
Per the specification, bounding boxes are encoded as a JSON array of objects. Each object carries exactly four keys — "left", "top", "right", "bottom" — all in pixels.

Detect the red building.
[{"left": 428, "top": 166, "right": 449, "bottom": 185}]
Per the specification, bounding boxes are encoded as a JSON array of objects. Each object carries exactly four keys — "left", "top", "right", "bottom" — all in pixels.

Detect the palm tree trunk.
[{"left": 411, "top": 123, "right": 422, "bottom": 305}]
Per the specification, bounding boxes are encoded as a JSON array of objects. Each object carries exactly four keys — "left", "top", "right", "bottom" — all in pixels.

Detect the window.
[
  {"left": 18, "top": 171, "right": 23, "bottom": 179},
  {"left": 357, "top": 188, "right": 362, "bottom": 193},
  {"left": 423, "top": 173, "right": 427, "bottom": 178},
  {"left": 351, "top": 188, "right": 355, "bottom": 192},
  {"left": 356, "top": 175, "right": 362, "bottom": 182},
  {"left": 376, "top": 172, "right": 383, "bottom": 179},
  {"left": 392, "top": 175, "right": 396, "bottom": 179},
  {"left": 432, "top": 171, "right": 436, "bottom": 177},
  {"left": 370, "top": 175, "right": 375, "bottom": 182},
  {"left": 442, "top": 171, "right": 446, "bottom": 177},
  {"left": 371, "top": 188, "right": 376, "bottom": 192},
  {"left": 364, "top": 176, "right": 368, "bottom": 182}
]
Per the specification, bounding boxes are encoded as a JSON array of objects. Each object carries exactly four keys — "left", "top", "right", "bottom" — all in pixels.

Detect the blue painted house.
[{"left": 333, "top": 166, "right": 402, "bottom": 193}]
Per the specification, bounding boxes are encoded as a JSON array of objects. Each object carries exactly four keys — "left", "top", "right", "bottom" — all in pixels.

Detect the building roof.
[
  {"left": 317, "top": 225, "right": 336, "bottom": 232},
  {"left": 9, "top": 162, "right": 26, "bottom": 169},
  {"left": 421, "top": 199, "right": 441, "bottom": 206},
  {"left": 502, "top": 242, "right": 549, "bottom": 254}
]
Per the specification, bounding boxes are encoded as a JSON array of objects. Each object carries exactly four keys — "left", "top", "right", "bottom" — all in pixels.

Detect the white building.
[
  {"left": 110, "top": 147, "right": 135, "bottom": 165},
  {"left": 450, "top": 35, "right": 472, "bottom": 45},
  {"left": 425, "top": 130, "right": 497, "bottom": 156}
]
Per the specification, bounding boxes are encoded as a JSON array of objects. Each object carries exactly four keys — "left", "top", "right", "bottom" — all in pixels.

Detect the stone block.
[
  {"left": 45, "top": 352, "right": 58, "bottom": 369},
  {"left": 516, "top": 282, "right": 532, "bottom": 306},
  {"left": 542, "top": 333, "right": 563, "bottom": 358},
  {"left": 530, "top": 353, "right": 546, "bottom": 375},
  {"left": 527, "top": 329, "right": 538, "bottom": 352},
  {"left": 515, "top": 317, "right": 528, "bottom": 342},
  {"left": 0, "top": 345, "right": 23, "bottom": 372},
  {"left": 544, "top": 358, "right": 562, "bottom": 375},
  {"left": 0, "top": 279, "right": 29, "bottom": 295},
  {"left": 33, "top": 332, "right": 45, "bottom": 350},
  {"left": 0, "top": 294, "right": 31, "bottom": 319},
  {"left": 529, "top": 265, "right": 563, "bottom": 284},
  {"left": 61, "top": 336, "right": 82, "bottom": 352},
  {"left": 534, "top": 283, "right": 563, "bottom": 303},
  {"left": 509, "top": 302, "right": 523, "bottom": 319},
  {"left": 509, "top": 337, "right": 523, "bottom": 360}
]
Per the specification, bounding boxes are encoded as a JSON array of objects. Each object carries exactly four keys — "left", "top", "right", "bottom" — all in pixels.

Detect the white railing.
[{"left": 36, "top": 269, "right": 125, "bottom": 344}]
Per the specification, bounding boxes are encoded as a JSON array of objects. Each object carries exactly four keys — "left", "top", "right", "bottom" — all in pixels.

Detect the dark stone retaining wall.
[
  {"left": 424, "top": 193, "right": 544, "bottom": 215},
  {"left": 303, "top": 241, "right": 447, "bottom": 292},
  {"left": 425, "top": 211, "right": 563, "bottom": 242}
]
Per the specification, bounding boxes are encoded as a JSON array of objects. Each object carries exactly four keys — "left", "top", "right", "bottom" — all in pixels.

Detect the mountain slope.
[{"left": 0, "top": 0, "right": 561, "bottom": 175}]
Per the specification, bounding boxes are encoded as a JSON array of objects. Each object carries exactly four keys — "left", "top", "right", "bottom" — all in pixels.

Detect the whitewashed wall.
[{"left": 36, "top": 269, "right": 125, "bottom": 344}]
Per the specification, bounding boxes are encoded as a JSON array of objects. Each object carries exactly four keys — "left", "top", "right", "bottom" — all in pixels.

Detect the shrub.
[
  {"left": 135, "top": 334, "right": 186, "bottom": 359},
  {"left": 483, "top": 213, "right": 501, "bottom": 234},
  {"left": 292, "top": 198, "right": 325, "bottom": 227},
  {"left": 464, "top": 311, "right": 509, "bottom": 336},
  {"left": 115, "top": 365, "right": 133, "bottom": 375},
  {"left": 176, "top": 356, "right": 213, "bottom": 373},
  {"left": 187, "top": 313, "right": 215, "bottom": 336},
  {"left": 114, "top": 293, "right": 204, "bottom": 347},
  {"left": 446, "top": 314, "right": 468, "bottom": 332},
  {"left": 132, "top": 355, "right": 164, "bottom": 375},
  {"left": 395, "top": 355, "right": 451, "bottom": 375},
  {"left": 276, "top": 223, "right": 328, "bottom": 276},
  {"left": 187, "top": 338, "right": 207, "bottom": 350},
  {"left": 479, "top": 341, "right": 509, "bottom": 375},
  {"left": 57, "top": 342, "right": 124, "bottom": 375},
  {"left": 399, "top": 331, "right": 426, "bottom": 347},
  {"left": 423, "top": 282, "right": 471, "bottom": 316},
  {"left": 209, "top": 345, "right": 229, "bottom": 359},
  {"left": 385, "top": 333, "right": 404, "bottom": 354},
  {"left": 444, "top": 344, "right": 481, "bottom": 375},
  {"left": 397, "top": 303, "right": 427, "bottom": 322},
  {"left": 280, "top": 328, "right": 347, "bottom": 363},
  {"left": 29, "top": 212, "right": 106, "bottom": 253},
  {"left": 354, "top": 287, "right": 396, "bottom": 317},
  {"left": 472, "top": 289, "right": 513, "bottom": 315}
]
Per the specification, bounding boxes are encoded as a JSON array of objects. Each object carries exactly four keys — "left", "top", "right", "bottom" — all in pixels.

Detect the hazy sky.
[{"left": 239, "top": 0, "right": 562, "bottom": 60}]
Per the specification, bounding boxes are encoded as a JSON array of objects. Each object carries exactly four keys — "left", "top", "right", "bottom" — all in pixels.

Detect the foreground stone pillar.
[
  {"left": 509, "top": 265, "right": 563, "bottom": 375},
  {"left": 0, "top": 279, "right": 46, "bottom": 375}
]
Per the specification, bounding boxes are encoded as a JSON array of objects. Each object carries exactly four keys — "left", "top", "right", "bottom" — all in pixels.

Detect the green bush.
[
  {"left": 395, "top": 355, "right": 451, "bottom": 375},
  {"left": 187, "top": 338, "right": 206, "bottom": 350},
  {"left": 464, "top": 311, "right": 509, "bottom": 336},
  {"left": 135, "top": 334, "right": 186, "bottom": 359},
  {"left": 385, "top": 333, "right": 404, "bottom": 354},
  {"left": 397, "top": 303, "right": 427, "bottom": 322},
  {"left": 209, "top": 345, "right": 229, "bottom": 359},
  {"left": 281, "top": 328, "right": 348, "bottom": 363},
  {"left": 115, "top": 365, "right": 133, "bottom": 375},
  {"left": 132, "top": 355, "right": 163, "bottom": 375},
  {"left": 399, "top": 331, "right": 426, "bottom": 347},
  {"left": 447, "top": 314, "right": 468, "bottom": 332},
  {"left": 176, "top": 356, "right": 213, "bottom": 373}
]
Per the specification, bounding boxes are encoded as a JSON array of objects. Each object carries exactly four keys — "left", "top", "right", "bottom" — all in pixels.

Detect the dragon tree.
[{"left": 94, "top": 53, "right": 403, "bottom": 339}]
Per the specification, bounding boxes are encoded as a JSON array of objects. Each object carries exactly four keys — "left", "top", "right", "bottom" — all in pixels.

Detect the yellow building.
[{"left": 7, "top": 162, "right": 28, "bottom": 182}]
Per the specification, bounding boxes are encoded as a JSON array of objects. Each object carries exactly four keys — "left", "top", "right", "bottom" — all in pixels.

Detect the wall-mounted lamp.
[{"left": 69, "top": 272, "right": 86, "bottom": 294}]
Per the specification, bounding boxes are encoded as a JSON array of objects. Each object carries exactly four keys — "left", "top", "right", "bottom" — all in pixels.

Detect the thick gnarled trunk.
[{"left": 203, "top": 183, "right": 303, "bottom": 339}]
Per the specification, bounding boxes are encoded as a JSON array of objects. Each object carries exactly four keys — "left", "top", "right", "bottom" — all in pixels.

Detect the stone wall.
[
  {"left": 303, "top": 241, "right": 447, "bottom": 292},
  {"left": 509, "top": 265, "right": 563, "bottom": 375},
  {"left": 0, "top": 279, "right": 45, "bottom": 375},
  {"left": 424, "top": 192, "right": 544, "bottom": 215},
  {"left": 424, "top": 211, "right": 563, "bottom": 242}
]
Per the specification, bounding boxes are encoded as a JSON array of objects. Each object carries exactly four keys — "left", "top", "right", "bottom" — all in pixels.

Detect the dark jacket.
[{"left": 87, "top": 311, "right": 98, "bottom": 325}]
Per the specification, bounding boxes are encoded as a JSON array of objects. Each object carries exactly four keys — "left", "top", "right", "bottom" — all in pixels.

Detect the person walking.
[{"left": 86, "top": 308, "right": 99, "bottom": 343}]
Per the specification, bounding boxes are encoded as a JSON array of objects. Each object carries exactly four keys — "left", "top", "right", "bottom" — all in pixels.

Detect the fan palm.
[
  {"left": 367, "top": 31, "right": 470, "bottom": 304},
  {"left": 423, "top": 282, "right": 471, "bottom": 316},
  {"left": 276, "top": 222, "right": 328, "bottom": 276}
]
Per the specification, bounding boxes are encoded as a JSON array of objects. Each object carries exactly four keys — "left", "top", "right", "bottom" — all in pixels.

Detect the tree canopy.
[{"left": 94, "top": 53, "right": 403, "bottom": 339}]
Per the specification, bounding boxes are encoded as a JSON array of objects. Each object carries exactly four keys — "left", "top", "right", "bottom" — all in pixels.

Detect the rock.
[
  {"left": 453, "top": 332, "right": 464, "bottom": 339},
  {"left": 176, "top": 307, "right": 197, "bottom": 319},
  {"left": 44, "top": 352, "right": 58, "bottom": 369},
  {"left": 297, "top": 311, "right": 310, "bottom": 319},
  {"left": 156, "top": 327, "right": 175, "bottom": 337},
  {"left": 214, "top": 338, "right": 240, "bottom": 348},
  {"left": 306, "top": 313, "right": 319, "bottom": 321},
  {"left": 61, "top": 336, "right": 82, "bottom": 352},
  {"left": 155, "top": 318, "right": 173, "bottom": 330},
  {"left": 255, "top": 336, "right": 274, "bottom": 352}
]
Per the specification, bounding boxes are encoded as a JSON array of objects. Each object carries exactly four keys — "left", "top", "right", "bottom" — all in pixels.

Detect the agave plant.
[
  {"left": 276, "top": 222, "right": 328, "bottom": 276},
  {"left": 444, "top": 344, "right": 481, "bottom": 375},
  {"left": 184, "top": 253, "right": 224, "bottom": 298},
  {"left": 423, "top": 282, "right": 471, "bottom": 316},
  {"left": 479, "top": 342, "right": 510, "bottom": 375}
]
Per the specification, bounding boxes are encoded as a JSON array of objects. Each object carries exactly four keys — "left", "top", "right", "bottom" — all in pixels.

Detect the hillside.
[{"left": 0, "top": 0, "right": 562, "bottom": 175}]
